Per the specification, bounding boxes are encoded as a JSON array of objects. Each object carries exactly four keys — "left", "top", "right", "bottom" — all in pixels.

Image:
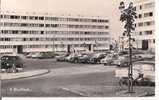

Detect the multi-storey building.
[
  {"left": 0, "top": 11, "right": 110, "bottom": 54},
  {"left": 133, "top": 0, "right": 155, "bottom": 51}
]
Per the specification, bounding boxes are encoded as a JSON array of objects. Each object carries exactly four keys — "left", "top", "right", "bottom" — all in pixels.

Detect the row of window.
[
  {"left": 1, "top": 22, "right": 109, "bottom": 29},
  {"left": 1, "top": 30, "right": 109, "bottom": 35},
  {"left": 0, "top": 37, "right": 110, "bottom": 42},
  {"left": 26, "top": 44, "right": 108, "bottom": 48},
  {"left": 138, "top": 30, "right": 154, "bottom": 35},
  {"left": 0, "top": 44, "right": 108, "bottom": 49},
  {"left": 137, "top": 21, "right": 154, "bottom": 27},
  {"left": 0, "top": 45, "right": 13, "bottom": 49},
  {"left": 138, "top": 12, "right": 153, "bottom": 19},
  {"left": 0, "top": 14, "right": 109, "bottom": 23},
  {"left": 136, "top": 2, "right": 154, "bottom": 11}
]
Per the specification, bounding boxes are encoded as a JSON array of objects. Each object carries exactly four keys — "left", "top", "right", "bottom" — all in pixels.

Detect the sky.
[{"left": 0, "top": 0, "right": 127, "bottom": 40}]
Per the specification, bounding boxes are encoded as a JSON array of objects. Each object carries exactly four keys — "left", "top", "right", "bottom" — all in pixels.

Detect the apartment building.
[
  {"left": 0, "top": 11, "right": 110, "bottom": 54},
  {"left": 133, "top": 0, "right": 155, "bottom": 51}
]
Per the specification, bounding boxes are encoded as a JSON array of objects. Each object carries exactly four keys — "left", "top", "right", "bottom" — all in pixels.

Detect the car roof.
[
  {"left": 2, "top": 55, "right": 18, "bottom": 57},
  {"left": 1, "top": 55, "right": 20, "bottom": 58}
]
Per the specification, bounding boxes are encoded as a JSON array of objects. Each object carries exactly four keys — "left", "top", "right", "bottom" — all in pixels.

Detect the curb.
[{"left": 1, "top": 69, "right": 50, "bottom": 80}]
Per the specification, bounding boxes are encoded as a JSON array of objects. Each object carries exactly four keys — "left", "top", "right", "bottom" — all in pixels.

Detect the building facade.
[
  {"left": 133, "top": 0, "right": 155, "bottom": 51},
  {"left": 0, "top": 11, "right": 110, "bottom": 54}
]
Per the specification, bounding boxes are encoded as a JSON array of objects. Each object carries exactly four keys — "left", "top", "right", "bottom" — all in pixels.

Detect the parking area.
[
  {"left": 1, "top": 50, "right": 155, "bottom": 72},
  {"left": 1, "top": 50, "right": 155, "bottom": 97}
]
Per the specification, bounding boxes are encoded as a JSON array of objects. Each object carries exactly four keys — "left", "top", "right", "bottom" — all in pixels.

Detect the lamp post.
[
  {"left": 94, "top": 40, "right": 98, "bottom": 52},
  {"left": 119, "top": 1, "right": 137, "bottom": 93},
  {"left": 53, "top": 37, "right": 55, "bottom": 52}
]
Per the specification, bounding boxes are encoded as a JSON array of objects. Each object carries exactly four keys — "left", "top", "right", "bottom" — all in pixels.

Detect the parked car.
[
  {"left": 31, "top": 52, "right": 42, "bottom": 59},
  {"left": 69, "top": 53, "right": 82, "bottom": 63},
  {"left": 100, "top": 54, "right": 118, "bottom": 66},
  {"left": 115, "top": 61, "right": 155, "bottom": 86},
  {"left": 89, "top": 53, "right": 107, "bottom": 64},
  {"left": 1, "top": 55, "right": 24, "bottom": 72},
  {"left": 37, "top": 52, "right": 56, "bottom": 59},
  {"left": 56, "top": 53, "right": 70, "bottom": 62},
  {"left": 26, "top": 52, "right": 36, "bottom": 58},
  {"left": 26, "top": 52, "right": 40, "bottom": 58},
  {"left": 78, "top": 54, "right": 93, "bottom": 64},
  {"left": 65, "top": 54, "right": 75, "bottom": 62},
  {"left": 137, "top": 53, "right": 155, "bottom": 59},
  {"left": 113, "top": 55, "right": 143, "bottom": 67}
]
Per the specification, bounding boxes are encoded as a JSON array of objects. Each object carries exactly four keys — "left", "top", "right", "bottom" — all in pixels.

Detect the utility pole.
[
  {"left": 53, "top": 37, "right": 55, "bottom": 52},
  {"left": 119, "top": 1, "right": 137, "bottom": 93}
]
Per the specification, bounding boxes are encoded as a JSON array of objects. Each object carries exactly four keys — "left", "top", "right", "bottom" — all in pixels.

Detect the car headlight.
[{"left": 6, "top": 63, "right": 10, "bottom": 66}]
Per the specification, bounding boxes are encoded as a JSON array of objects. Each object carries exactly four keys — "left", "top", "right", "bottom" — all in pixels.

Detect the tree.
[{"left": 119, "top": 1, "right": 137, "bottom": 93}]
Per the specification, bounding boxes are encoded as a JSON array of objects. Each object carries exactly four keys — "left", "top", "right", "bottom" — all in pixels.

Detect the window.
[
  {"left": 105, "top": 26, "right": 109, "bottom": 29},
  {"left": 0, "top": 22, "right": 3, "bottom": 26},
  {"left": 144, "top": 2, "right": 154, "bottom": 9},
  {"left": 35, "top": 16, "right": 38, "bottom": 20},
  {"left": 3, "top": 15, "right": 10, "bottom": 19},
  {"left": 135, "top": 23, "right": 137, "bottom": 27},
  {"left": 0, "top": 15, "right": 3, "bottom": 18},
  {"left": 144, "top": 12, "right": 153, "bottom": 17},
  {"left": 39, "top": 24, "right": 44, "bottom": 27},
  {"left": 140, "top": 5, "right": 142, "bottom": 10},
  {"left": 41, "top": 31, "right": 44, "bottom": 34},
  {"left": 29, "top": 16, "right": 35, "bottom": 20},
  {"left": 23, "top": 38, "right": 27, "bottom": 41},
  {"left": 10, "top": 15, "right": 20, "bottom": 19},
  {"left": 92, "top": 19, "right": 97, "bottom": 22},
  {"left": 46, "top": 24, "right": 50, "bottom": 27},
  {"left": 138, "top": 22, "right": 143, "bottom": 27},
  {"left": 51, "top": 24, "right": 58, "bottom": 27},
  {"left": 139, "top": 32, "right": 142, "bottom": 35},
  {"left": 139, "top": 14, "right": 142, "bottom": 18},
  {"left": 21, "top": 16, "right": 28, "bottom": 20},
  {"left": 144, "top": 21, "right": 154, "bottom": 26},
  {"left": 12, "top": 30, "right": 18, "bottom": 34},
  {"left": 39, "top": 16, "right": 44, "bottom": 20},
  {"left": 21, "top": 23, "right": 28, "bottom": 27},
  {"left": 144, "top": 13, "right": 149, "bottom": 17},
  {"left": 145, "top": 31, "right": 153, "bottom": 35},
  {"left": 149, "top": 12, "right": 153, "bottom": 16}
]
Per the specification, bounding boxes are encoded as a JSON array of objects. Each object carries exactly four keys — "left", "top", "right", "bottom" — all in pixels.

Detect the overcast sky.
[{"left": 1, "top": 0, "right": 129, "bottom": 40}]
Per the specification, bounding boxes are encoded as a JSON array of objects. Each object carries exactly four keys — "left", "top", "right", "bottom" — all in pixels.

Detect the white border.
[{"left": 2, "top": 0, "right": 159, "bottom": 99}]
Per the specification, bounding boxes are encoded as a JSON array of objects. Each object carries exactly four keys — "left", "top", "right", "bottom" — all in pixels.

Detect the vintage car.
[
  {"left": 78, "top": 54, "right": 93, "bottom": 64},
  {"left": 100, "top": 54, "right": 118, "bottom": 65},
  {"left": 1, "top": 55, "right": 24, "bottom": 72},
  {"left": 89, "top": 53, "right": 107, "bottom": 64},
  {"left": 113, "top": 55, "right": 143, "bottom": 67},
  {"left": 56, "top": 53, "right": 70, "bottom": 62}
]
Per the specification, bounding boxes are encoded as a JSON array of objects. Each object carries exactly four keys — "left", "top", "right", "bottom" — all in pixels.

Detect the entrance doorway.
[
  {"left": 88, "top": 44, "right": 93, "bottom": 51},
  {"left": 67, "top": 45, "right": 71, "bottom": 53},
  {"left": 17, "top": 45, "right": 23, "bottom": 54},
  {"left": 142, "top": 40, "right": 148, "bottom": 50}
]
